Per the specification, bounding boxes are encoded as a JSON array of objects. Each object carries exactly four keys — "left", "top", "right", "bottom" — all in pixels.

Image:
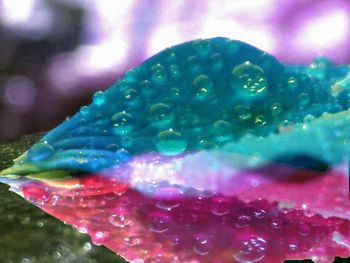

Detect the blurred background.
[{"left": 0, "top": 0, "right": 350, "bottom": 140}]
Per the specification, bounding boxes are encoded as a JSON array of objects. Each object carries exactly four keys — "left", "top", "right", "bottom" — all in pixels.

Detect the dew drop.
[
  {"left": 149, "top": 215, "right": 170, "bottom": 233},
  {"left": 193, "top": 75, "right": 212, "bottom": 99},
  {"left": 187, "top": 55, "right": 201, "bottom": 73},
  {"left": 149, "top": 103, "right": 173, "bottom": 129},
  {"left": 235, "top": 105, "right": 252, "bottom": 121},
  {"left": 124, "top": 236, "right": 141, "bottom": 247},
  {"left": 254, "top": 209, "right": 267, "bottom": 219},
  {"left": 92, "top": 231, "right": 107, "bottom": 245},
  {"left": 303, "top": 114, "right": 315, "bottom": 123},
  {"left": 151, "top": 64, "right": 167, "bottom": 84},
  {"left": 233, "top": 236, "right": 267, "bottom": 263},
  {"left": 156, "top": 129, "right": 187, "bottom": 156},
  {"left": 124, "top": 89, "right": 138, "bottom": 101},
  {"left": 193, "top": 234, "right": 211, "bottom": 256},
  {"left": 288, "top": 242, "right": 298, "bottom": 251},
  {"left": 298, "top": 223, "right": 310, "bottom": 236},
  {"left": 287, "top": 76, "right": 298, "bottom": 89},
  {"left": 140, "top": 80, "right": 153, "bottom": 98},
  {"left": 235, "top": 215, "right": 251, "bottom": 228},
  {"left": 112, "top": 111, "right": 133, "bottom": 135},
  {"left": 80, "top": 106, "right": 89, "bottom": 116},
  {"left": 271, "top": 103, "right": 282, "bottom": 116},
  {"left": 210, "top": 53, "right": 224, "bottom": 71},
  {"left": 232, "top": 61, "right": 268, "bottom": 97},
  {"left": 211, "top": 198, "right": 230, "bottom": 216},
  {"left": 93, "top": 91, "right": 105, "bottom": 106},
  {"left": 192, "top": 39, "right": 212, "bottom": 57},
  {"left": 83, "top": 242, "right": 92, "bottom": 252},
  {"left": 108, "top": 214, "right": 131, "bottom": 228},
  {"left": 121, "top": 136, "right": 133, "bottom": 148},
  {"left": 270, "top": 216, "right": 282, "bottom": 229},
  {"left": 170, "top": 64, "right": 181, "bottom": 79},
  {"left": 156, "top": 200, "right": 180, "bottom": 211},
  {"left": 28, "top": 142, "right": 54, "bottom": 162},
  {"left": 254, "top": 115, "right": 267, "bottom": 126},
  {"left": 298, "top": 92, "right": 310, "bottom": 106},
  {"left": 212, "top": 120, "right": 233, "bottom": 142},
  {"left": 198, "top": 139, "right": 217, "bottom": 150},
  {"left": 116, "top": 148, "right": 131, "bottom": 163}
]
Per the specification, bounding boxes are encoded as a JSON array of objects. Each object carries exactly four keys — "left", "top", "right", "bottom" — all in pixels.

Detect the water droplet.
[
  {"left": 212, "top": 120, "right": 233, "bottom": 142},
  {"left": 83, "top": 242, "right": 92, "bottom": 252},
  {"left": 271, "top": 103, "right": 282, "bottom": 116},
  {"left": 288, "top": 243, "right": 298, "bottom": 251},
  {"left": 92, "top": 231, "right": 107, "bottom": 245},
  {"left": 93, "top": 91, "right": 105, "bottom": 106},
  {"left": 156, "top": 129, "right": 187, "bottom": 156},
  {"left": 140, "top": 80, "right": 154, "bottom": 98},
  {"left": 298, "top": 223, "right": 310, "bottom": 236},
  {"left": 235, "top": 215, "right": 251, "bottom": 228},
  {"left": 235, "top": 105, "right": 252, "bottom": 121},
  {"left": 151, "top": 64, "right": 167, "bottom": 84},
  {"left": 80, "top": 106, "right": 89, "bottom": 116},
  {"left": 112, "top": 111, "right": 133, "bottom": 135},
  {"left": 53, "top": 251, "right": 61, "bottom": 259},
  {"left": 210, "top": 53, "right": 224, "bottom": 71},
  {"left": 254, "top": 115, "right": 266, "bottom": 126},
  {"left": 170, "top": 64, "right": 181, "bottom": 79},
  {"left": 28, "top": 142, "right": 54, "bottom": 162},
  {"left": 198, "top": 139, "right": 217, "bottom": 150},
  {"left": 108, "top": 214, "right": 131, "bottom": 228},
  {"left": 193, "top": 75, "right": 212, "bottom": 99},
  {"left": 211, "top": 198, "right": 230, "bottom": 216},
  {"left": 21, "top": 257, "right": 31, "bottom": 263},
  {"left": 270, "top": 217, "right": 282, "bottom": 229},
  {"left": 254, "top": 209, "right": 267, "bottom": 219},
  {"left": 78, "top": 226, "right": 88, "bottom": 234},
  {"left": 193, "top": 234, "right": 211, "bottom": 256},
  {"left": 149, "top": 103, "right": 173, "bottom": 129},
  {"left": 116, "top": 148, "right": 130, "bottom": 163},
  {"left": 298, "top": 92, "right": 310, "bottom": 106},
  {"left": 233, "top": 236, "right": 267, "bottom": 263},
  {"left": 303, "top": 114, "right": 315, "bottom": 123},
  {"left": 121, "top": 136, "right": 133, "bottom": 148},
  {"left": 123, "top": 69, "right": 137, "bottom": 83},
  {"left": 187, "top": 55, "right": 201, "bottom": 73},
  {"left": 124, "top": 236, "right": 141, "bottom": 247},
  {"left": 287, "top": 77, "right": 298, "bottom": 89},
  {"left": 232, "top": 61, "right": 268, "bottom": 97},
  {"left": 149, "top": 215, "right": 170, "bottom": 233},
  {"left": 192, "top": 39, "right": 212, "bottom": 57},
  {"left": 124, "top": 88, "right": 138, "bottom": 101},
  {"left": 156, "top": 200, "right": 180, "bottom": 211}
]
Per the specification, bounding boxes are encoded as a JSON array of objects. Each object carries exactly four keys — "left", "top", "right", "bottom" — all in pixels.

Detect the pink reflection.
[{"left": 13, "top": 156, "right": 349, "bottom": 262}]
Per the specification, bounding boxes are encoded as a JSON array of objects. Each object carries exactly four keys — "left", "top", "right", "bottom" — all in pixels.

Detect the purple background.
[{"left": 0, "top": 0, "right": 349, "bottom": 140}]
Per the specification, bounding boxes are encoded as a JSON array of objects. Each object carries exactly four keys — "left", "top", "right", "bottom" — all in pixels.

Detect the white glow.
[
  {"left": 74, "top": 38, "right": 128, "bottom": 75},
  {"left": 199, "top": 18, "right": 275, "bottom": 52},
  {"left": 0, "top": 0, "right": 35, "bottom": 25},
  {"left": 148, "top": 25, "right": 182, "bottom": 56},
  {"left": 294, "top": 9, "right": 349, "bottom": 50}
]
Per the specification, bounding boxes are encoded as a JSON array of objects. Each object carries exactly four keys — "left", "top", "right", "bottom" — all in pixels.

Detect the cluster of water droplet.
[
  {"left": 19, "top": 174, "right": 350, "bottom": 263},
  {"left": 13, "top": 37, "right": 349, "bottom": 173}
]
